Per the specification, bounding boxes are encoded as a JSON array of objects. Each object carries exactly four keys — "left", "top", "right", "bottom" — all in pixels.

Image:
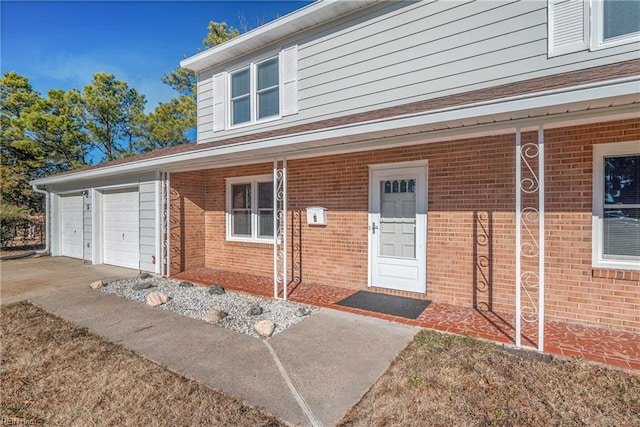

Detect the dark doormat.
[{"left": 336, "top": 291, "right": 431, "bottom": 319}]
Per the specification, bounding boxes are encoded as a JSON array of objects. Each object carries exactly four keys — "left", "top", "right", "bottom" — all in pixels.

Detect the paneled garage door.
[
  {"left": 60, "top": 195, "right": 84, "bottom": 259},
  {"left": 103, "top": 189, "right": 139, "bottom": 269}
]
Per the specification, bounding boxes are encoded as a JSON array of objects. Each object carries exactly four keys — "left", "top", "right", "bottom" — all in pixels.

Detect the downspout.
[{"left": 31, "top": 184, "right": 50, "bottom": 254}]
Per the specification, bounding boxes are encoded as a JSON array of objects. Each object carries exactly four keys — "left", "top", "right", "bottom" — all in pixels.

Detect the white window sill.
[
  {"left": 592, "top": 260, "right": 640, "bottom": 272},
  {"left": 228, "top": 114, "right": 281, "bottom": 131},
  {"left": 226, "top": 236, "right": 275, "bottom": 245}
]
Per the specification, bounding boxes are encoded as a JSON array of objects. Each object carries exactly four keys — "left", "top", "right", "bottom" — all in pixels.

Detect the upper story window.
[
  {"left": 208, "top": 46, "right": 297, "bottom": 135},
  {"left": 594, "top": 0, "right": 640, "bottom": 48},
  {"left": 230, "top": 57, "right": 280, "bottom": 127},
  {"left": 548, "top": 0, "right": 640, "bottom": 56},
  {"left": 592, "top": 141, "right": 640, "bottom": 270}
]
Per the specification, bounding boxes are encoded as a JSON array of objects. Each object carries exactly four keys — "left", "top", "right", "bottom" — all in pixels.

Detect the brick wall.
[
  {"left": 169, "top": 171, "right": 206, "bottom": 275},
  {"left": 203, "top": 163, "right": 274, "bottom": 276},
  {"left": 544, "top": 120, "right": 640, "bottom": 331},
  {"left": 169, "top": 118, "right": 640, "bottom": 333}
]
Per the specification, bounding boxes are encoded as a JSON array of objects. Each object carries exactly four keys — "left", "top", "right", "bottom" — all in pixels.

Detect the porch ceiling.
[{"left": 32, "top": 77, "right": 639, "bottom": 185}]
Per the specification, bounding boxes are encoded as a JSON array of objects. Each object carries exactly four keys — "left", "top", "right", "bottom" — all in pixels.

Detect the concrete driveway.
[
  {"left": 1, "top": 256, "right": 416, "bottom": 426},
  {"left": 1, "top": 255, "right": 134, "bottom": 304}
]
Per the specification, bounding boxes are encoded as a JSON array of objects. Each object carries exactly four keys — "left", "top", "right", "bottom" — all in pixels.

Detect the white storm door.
[
  {"left": 369, "top": 164, "right": 426, "bottom": 293},
  {"left": 102, "top": 189, "right": 139, "bottom": 269},
  {"left": 60, "top": 195, "right": 84, "bottom": 259}
]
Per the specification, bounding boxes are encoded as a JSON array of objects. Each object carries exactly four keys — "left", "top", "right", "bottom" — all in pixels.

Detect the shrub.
[{"left": 0, "top": 203, "right": 31, "bottom": 248}]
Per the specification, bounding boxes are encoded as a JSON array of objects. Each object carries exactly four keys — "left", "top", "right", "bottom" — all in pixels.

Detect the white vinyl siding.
[
  {"left": 194, "top": 1, "right": 637, "bottom": 144},
  {"left": 197, "top": 71, "right": 214, "bottom": 141},
  {"left": 139, "top": 181, "right": 157, "bottom": 272}
]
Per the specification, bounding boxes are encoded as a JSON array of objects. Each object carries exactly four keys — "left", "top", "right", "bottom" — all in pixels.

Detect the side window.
[
  {"left": 593, "top": 142, "right": 640, "bottom": 269},
  {"left": 227, "top": 175, "right": 274, "bottom": 242},
  {"left": 602, "top": 155, "right": 640, "bottom": 259}
]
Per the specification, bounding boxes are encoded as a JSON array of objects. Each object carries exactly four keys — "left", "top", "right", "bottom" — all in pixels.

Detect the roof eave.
[
  {"left": 180, "top": 0, "right": 379, "bottom": 73},
  {"left": 30, "top": 77, "right": 640, "bottom": 187}
]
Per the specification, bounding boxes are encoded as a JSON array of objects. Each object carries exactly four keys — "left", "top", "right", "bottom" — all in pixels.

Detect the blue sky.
[{"left": 1, "top": 0, "right": 312, "bottom": 112}]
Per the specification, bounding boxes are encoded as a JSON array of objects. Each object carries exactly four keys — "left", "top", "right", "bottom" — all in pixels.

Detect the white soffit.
[
  {"left": 31, "top": 77, "right": 640, "bottom": 185},
  {"left": 180, "top": 0, "right": 379, "bottom": 72}
]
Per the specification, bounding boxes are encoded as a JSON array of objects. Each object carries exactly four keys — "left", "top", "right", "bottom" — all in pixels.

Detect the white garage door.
[
  {"left": 60, "top": 195, "right": 83, "bottom": 259},
  {"left": 103, "top": 189, "right": 139, "bottom": 269}
]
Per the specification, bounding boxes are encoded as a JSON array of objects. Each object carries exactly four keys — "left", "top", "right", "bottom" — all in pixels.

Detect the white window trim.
[
  {"left": 227, "top": 55, "right": 281, "bottom": 129},
  {"left": 591, "top": 0, "right": 640, "bottom": 50},
  {"left": 226, "top": 174, "right": 274, "bottom": 244},
  {"left": 548, "top": 0, "right": 640, "bottom": 57},
  {"left": 592, "top": 141, "right": 640, "bottom": 270}
]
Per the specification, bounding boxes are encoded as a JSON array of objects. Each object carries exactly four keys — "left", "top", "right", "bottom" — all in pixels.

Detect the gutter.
[{"left": 31, "top": 184, "right": 50, "bottom": 254}]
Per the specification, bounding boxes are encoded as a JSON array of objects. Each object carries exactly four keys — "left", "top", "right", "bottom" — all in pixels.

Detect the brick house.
[{"left": 32, "top": 0, "right": 639, "bottom": 351}]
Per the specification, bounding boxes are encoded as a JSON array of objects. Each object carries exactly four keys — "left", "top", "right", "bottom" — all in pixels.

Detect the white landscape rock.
[
  {"left": 254, "top": 320, "right": 276, "bottom": 338},
  {"left": 89, "top": 280, "right": 106, "bottom": 290},
  {"left": 99, "top": 277, "right": 317, "bottom": 338},
  {"left": 146, "top": 291, "right": 168, "bottom": 307},
  {"left": 206, "top": 308, "right": 228, "bottom": 323}
]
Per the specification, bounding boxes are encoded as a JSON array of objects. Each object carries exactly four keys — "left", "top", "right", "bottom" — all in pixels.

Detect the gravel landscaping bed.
[{"left": 99, "top": 276, "right": 317, "bottom": 338}]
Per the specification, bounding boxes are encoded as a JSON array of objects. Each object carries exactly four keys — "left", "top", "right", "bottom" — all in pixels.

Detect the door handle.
[{"left": 370, "top": 222, "right": 378, "bottom": 234}]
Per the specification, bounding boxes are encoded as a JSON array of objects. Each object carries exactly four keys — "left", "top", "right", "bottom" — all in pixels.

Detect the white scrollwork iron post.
[
  {"left": 161, "top": 172, "right": 170, "bottom": 278},
  {"left": 515, "top": 126, "right": 545, "bottom": 351},
  {"left": 273, "top": 159, "right": 288, "bottom": 300}
]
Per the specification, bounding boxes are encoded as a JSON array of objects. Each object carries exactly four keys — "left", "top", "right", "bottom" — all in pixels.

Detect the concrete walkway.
[{"left": 1, "top": 257, "right": 416, "bottom": 426}]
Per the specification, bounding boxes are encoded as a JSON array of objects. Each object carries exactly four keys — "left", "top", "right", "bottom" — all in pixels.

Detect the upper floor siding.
[{"left": 195, "top": 0, "right": 639, "bottom": 144}]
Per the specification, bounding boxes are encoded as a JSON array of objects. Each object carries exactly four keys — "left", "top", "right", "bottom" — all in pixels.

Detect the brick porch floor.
[{"left": 173, "top": 268, "right": 640, "bottom": 372}]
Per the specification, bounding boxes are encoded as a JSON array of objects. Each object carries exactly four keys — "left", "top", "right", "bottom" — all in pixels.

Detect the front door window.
[{"left": 380, "top": 180, "right": 416, "bottom": 259}]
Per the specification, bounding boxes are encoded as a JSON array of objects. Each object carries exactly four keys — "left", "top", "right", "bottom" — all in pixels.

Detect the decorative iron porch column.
[
  {"left": 515, "top": 126, "right": 545, "bottom": 351},
  {"left": 160, "top": 172, "right": 170, "bottom": 278},
  {"left": 274, "top": 159, "right": 288, "bottom": 300}
]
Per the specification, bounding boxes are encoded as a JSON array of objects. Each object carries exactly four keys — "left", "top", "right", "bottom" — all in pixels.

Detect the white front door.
[
  {"left": 102, "top": 189, "right": 139, "bottom": 269},
  {"left": 60, "top": 195, "right": 83, "bottom": 259},
  {"left": 369, "top": 163, "right": 427, "bottom": 293}
]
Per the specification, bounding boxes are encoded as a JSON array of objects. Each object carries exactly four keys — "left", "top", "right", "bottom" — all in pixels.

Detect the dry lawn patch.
[
  {"left": 339, "top": 331, "right": 640, "bottom": 427},
  {"left": 0, "top": 301, "right": 284, "bottom": 426}
]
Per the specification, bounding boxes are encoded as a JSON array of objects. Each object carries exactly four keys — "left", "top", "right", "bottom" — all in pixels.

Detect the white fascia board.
[
  {"left": 30, "top": 77, "right": 639, "bottom": 186},
  {"left": 180, "top": 0, "right": 378, "bottom": 73}
]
